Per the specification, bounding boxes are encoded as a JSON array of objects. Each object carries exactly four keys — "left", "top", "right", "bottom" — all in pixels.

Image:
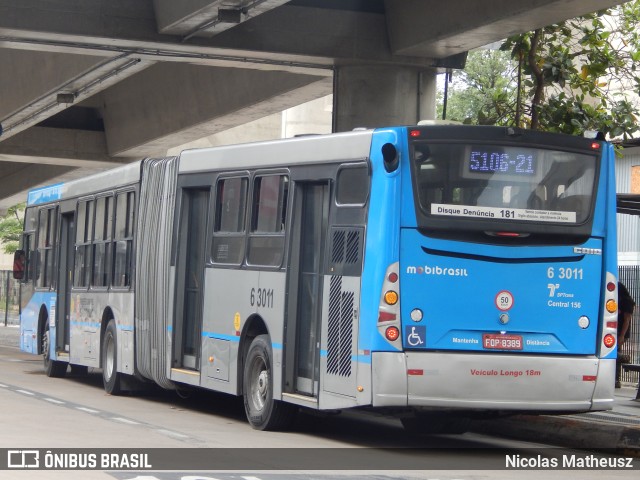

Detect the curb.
[{"left": 472, "top": 413, "right": 640, "bottom": 457}]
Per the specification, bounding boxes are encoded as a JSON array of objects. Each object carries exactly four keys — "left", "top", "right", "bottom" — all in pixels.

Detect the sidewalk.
[
  {"left": 0, "top": 325, "right": 638, "bottom": 455},
  {"left": 0, "top": 324, "right": 19, "bottom": 348}
]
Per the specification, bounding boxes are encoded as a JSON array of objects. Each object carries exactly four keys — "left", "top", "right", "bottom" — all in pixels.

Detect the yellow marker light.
[
  {"left": 209, "top": 356, "right": 214, "bottom": 363},
  {"left": 606, "top": 299, "right": 617, "bottom": 313},
  {"left": 384, "top": 290, "right": 398, "bottom": 305}
]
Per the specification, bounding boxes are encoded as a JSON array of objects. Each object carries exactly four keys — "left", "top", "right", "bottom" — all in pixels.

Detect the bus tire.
[
  {"left": 43, "top": 325, "right": 67, "bottom": 378},
  {"left": 243, "top": 334, "right": 296, "bottom": 431},
  {"left": 102, "top": 320, "right": 122, "bottom": 395}
]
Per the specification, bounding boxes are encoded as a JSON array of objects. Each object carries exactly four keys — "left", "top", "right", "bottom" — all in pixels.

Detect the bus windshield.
[{"left": 411, "top": 142, "right": 599, "bottom": 227}]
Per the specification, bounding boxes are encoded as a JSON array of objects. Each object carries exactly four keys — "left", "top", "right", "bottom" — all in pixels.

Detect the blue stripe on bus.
[
  {"left": 201, "top": 331, "right": 240, "bottom": 342},
  {"left": 199, "top": 331, "right": 283, "bottom": 350},
  {"left": 69, "top": 321, "right": 101, "bottom": 329}
]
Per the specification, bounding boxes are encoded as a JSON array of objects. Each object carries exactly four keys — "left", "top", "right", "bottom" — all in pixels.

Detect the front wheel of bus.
[
  {"left": 102, "top": 320, "right": 122, "bottom": 395},
  {"left": 43, "top": 325, "right": 67, "bottom": 378},
  {"left": 243, "top": 335, "right": 296, "bottom": 431}
]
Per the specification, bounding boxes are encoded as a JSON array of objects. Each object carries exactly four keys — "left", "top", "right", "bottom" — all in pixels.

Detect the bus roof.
[
  {"left": 26, "top": 161, "right": 143, "bottom": 206},
  {"left": 178, "top": 129, "right": 376, "bottom": 173}
]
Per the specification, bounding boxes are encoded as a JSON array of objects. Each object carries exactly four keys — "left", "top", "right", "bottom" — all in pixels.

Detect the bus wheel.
[
  {"left": 101, "top": 320, "right": 122, "bottom": 395},
  {"left": 43, "top": 325, "right": 67, "bottom": 378},
  {"left": 243, "top": 334, "right": 296, "bottom": 431}
]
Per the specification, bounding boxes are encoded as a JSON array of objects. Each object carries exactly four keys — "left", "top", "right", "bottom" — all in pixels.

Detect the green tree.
[
  {"left": 0, "top": 204, "right": 25, "bottom": 254},
  {"left": 440, "top": 1, "right": 640, "bottom": 139},
  {"left": 438, "top": 49, "right": 518, "bottom": 125}
]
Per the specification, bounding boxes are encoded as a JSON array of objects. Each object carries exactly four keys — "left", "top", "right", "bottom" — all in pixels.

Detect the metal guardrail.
[
  {"left": 619, "top": 265, "right": 640, "bottom": 385},
  {"left": 0, "top": 270, "right": 20, "bottom": 326}
]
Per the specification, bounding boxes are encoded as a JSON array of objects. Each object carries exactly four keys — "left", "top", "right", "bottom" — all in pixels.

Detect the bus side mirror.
[{"left": 13, "top": 250, "right": 25, "bottom": 280}]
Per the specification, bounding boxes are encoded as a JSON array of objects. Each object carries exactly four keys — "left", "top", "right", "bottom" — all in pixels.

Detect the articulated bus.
[{"left": 14, "top": 125, "right": 619, "bottom": 431}]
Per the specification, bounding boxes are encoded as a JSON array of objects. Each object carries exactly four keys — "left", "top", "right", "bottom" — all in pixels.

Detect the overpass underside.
[{"left": 0, "top": 0, "right": 625, "bottom": 212}]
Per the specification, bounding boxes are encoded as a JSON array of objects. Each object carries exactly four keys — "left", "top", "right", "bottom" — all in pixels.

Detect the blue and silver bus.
[{"left": 14, "top": 125, "right": 618, "bottom": 431}]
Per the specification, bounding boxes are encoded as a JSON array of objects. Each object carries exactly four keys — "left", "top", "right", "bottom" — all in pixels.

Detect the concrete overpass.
[{"left": 0, "top": 0, "right": 626, "bottom": 213}]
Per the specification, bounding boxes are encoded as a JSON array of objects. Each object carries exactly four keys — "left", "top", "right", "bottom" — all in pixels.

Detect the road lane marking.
[
  {"left": 113, "top": 417, "right": 140, "bottom": 425},
  {"left": 156, "top": 429, "right": 189, "bottom": 439},
  {"left": 77, "top": 406, "right": 100, "bottom": 414}
]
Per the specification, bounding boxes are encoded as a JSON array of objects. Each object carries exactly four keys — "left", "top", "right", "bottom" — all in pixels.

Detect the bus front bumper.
[{"left": 371, "top": 352, "right": 615, "bottom": 412}]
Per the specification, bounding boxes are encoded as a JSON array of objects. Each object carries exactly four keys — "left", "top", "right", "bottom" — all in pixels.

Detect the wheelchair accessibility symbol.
[{"left": 405, "top": 325, "right": 426, "bottom": 347}]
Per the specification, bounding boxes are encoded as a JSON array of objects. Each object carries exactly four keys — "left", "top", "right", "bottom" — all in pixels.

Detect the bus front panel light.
[{"left": 578, "top": 316, "right": 590, "bottom": 329}]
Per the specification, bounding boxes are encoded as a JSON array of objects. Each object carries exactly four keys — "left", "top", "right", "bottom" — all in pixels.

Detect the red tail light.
[
  {"left": 603, "top": 334, "right": 616, "bottom": 348},
  {"left": 385, "top": 327, "right": 400, "bottom": 342}
]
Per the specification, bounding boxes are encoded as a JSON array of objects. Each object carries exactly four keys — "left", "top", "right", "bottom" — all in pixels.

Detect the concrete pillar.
[{"left": 332, "top": 65, "right": 438, "bottom": 132}]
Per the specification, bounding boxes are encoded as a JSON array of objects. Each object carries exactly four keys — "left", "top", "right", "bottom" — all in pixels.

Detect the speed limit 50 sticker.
[{"left": 495, "top": 290, "right": 514, "bottom": 311}]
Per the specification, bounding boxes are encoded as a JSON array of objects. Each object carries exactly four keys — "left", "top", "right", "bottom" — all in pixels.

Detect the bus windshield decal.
[{"left": 431, "top": 203, "right": 577, "bottom": 223}]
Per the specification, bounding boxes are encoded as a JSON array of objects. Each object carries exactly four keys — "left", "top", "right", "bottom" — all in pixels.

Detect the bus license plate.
[{"left": 482, "top": 334, "right": 523, "bottom": 350}]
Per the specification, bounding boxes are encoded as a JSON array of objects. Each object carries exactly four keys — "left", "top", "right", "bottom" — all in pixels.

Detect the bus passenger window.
[
  {"left": 36, "top": 207, "right": 57, "bottom": 289},
  {"left": 336, "top": 164, "right": 369, "bottom": 205},
  {"left": 74, "top": 200, "right": 94, "bottom": 288},
  {"left": 113, "top": 191, "right": 135, "bottom": 288},
  {"left": 247, "top": 175, "right": 288, "bottom": 267},
  {"left": 212, "top": 177, "right": 248, "bottom": 265},
  {"left": 92, "top": 195, "right": 113, "bottom": 288}
]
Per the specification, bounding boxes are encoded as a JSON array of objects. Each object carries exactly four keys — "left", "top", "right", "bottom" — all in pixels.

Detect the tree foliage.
[
  {"left": 0, "top": 204, "right": 25, "bottom": 254},
  {"left": 437, "top": 49, "right": 518, "bottom": 125},
  {"left": 440, "top": 1, "right": 640, "bottom": 139}
]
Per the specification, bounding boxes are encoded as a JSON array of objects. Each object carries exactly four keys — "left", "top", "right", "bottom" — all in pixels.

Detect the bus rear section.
[{"left": 372, "top": 126, "right": 617, "bottom": 415}]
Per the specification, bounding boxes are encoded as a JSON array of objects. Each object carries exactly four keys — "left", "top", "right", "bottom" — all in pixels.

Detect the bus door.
[
  {"left": 56, "top": 208, "right": 75, "bottom": 353},
  {"left": 173, "top": 188, "right": 209, "bottom": 372},
  {"left": 285, "top": 182, "right": 329, "bottom": 397}
]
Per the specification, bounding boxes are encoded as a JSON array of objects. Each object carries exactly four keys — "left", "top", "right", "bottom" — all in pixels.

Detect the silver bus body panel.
[
  {"left": 68, "top": 291, "right": 134, "bottom": 373},
  {"left": 29, "top": 162, "right": 142, "bottom": 205},
  {"left": 372, "top": 352, "right": 614, "bottom": 411},
  {"left": 197, "top": 268, "right": 287, "bottom": 396},
  {"left": 318, "top": 274, "right": 361, "bottom": 410},
  {"left": 178, "top": 131, "right": 374, "bottom": 174}
]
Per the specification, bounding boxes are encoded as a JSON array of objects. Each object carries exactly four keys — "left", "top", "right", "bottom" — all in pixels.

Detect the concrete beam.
[
  {"left": 153, "top": 0, "right": 290, "bottom": 38},
  {"left": 209, "top": 5, "right": 435, "bottom": 69},
  {"left": 0, "top": 0, "right": 337, "bottom": 72},
  {"left": 0, "top": 49, "right": 104, "bottom": 119},
  {"left": 0, "top": 162, "right": 75, "bottom": 201},
  {"left": 384, "top": 0, "right": 627, "bottom": 57},
  {"left": 0, "top": 127, "right": 134, "bottom": 168},
  {"left": 333, "top": 65, "right": 437, "bottom": 132},
  {"left": 0, "top": 49, "right": 152, "bottom": 142},
  {"left": 101, "top": 63, "right": 333, "bottom": 157}
]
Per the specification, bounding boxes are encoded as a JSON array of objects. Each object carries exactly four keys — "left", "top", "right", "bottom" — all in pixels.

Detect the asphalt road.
[{"left": 0, "top": 339, "right": 638, "bottom": 480}]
